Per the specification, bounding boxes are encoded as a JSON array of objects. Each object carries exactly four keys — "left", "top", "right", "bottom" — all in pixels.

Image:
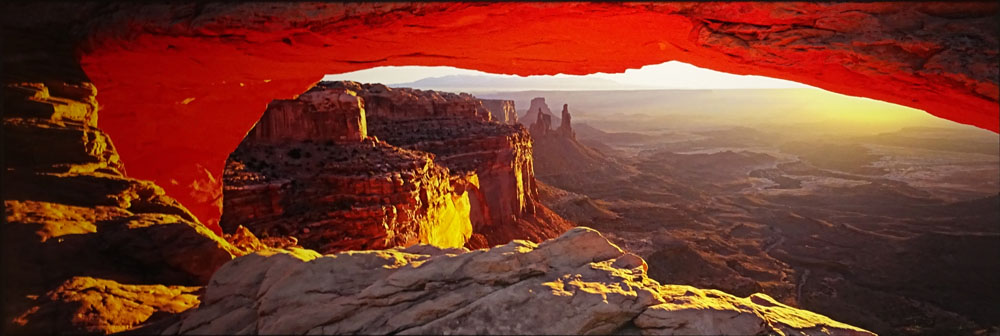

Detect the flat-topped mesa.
[
  {"left": 480, "top": 99, "right": 518, "bottom": 125},
  {"left": 245, "top": 88, "right": 366, "bottom": 143},
  {"left": 556, "top": 104, "right": 575, "bottom": 139},
  {"left": 222, "top": 138, "right": 473, "bottom": 254},
  {"left": 321, "top": 81, "right": 492, "bottom": 121},
  {"left": 310, "top": 82, "right": 571, "bottom": 247}
]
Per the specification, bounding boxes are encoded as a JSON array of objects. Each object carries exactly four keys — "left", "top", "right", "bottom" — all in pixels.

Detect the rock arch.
[{"left": 4, "top": 2, "right": 996, "bottom": 229}]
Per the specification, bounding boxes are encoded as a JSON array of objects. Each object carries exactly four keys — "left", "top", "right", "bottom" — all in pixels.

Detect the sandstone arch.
[{"left": 4, "top": 2, "right": 996, "bottom": 229}]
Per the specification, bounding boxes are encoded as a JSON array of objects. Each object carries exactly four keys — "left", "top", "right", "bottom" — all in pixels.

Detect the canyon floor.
[{"left": 525, "top": 98, "right": 999, "bottom": 336}]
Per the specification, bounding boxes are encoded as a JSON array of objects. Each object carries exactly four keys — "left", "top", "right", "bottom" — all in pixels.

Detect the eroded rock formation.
[
  {"left": 4, "top": 2, "right": 994, "bottom": 228},
  {"left": 557, "top": 104, "right": 575, "bottom": 139},
  {"left": 522, "top": 97, "right": 559, "bottom": 129},
  {"left": 480, "top": 99, "right": 518, "bottom": 125},
  {"left": 159, "top": 227, "right": 874, "bottom": 336},
  {"left": 12, "top": 277, "right": 201, "bottom": 335},
  {"left": 327, "top": 81, "right": 492, "bottom": 120},
  {"left": 528, "top": 100, "right": 627, "bottom": 186},
  {"left": 245, "top": 87, "right": 367, "bottom": 143},
  {"left": 2, "top": 81, "right": 243, "bottom": 334},
  {"left": 322, "top": 81, "right": 572, "bottom": 247},
  {"left": 222, "top": 89, "right": 474, "bottom": 253}
]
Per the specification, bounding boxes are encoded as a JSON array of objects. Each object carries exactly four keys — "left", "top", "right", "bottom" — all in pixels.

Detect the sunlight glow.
[{"left": 322, "top": 61, "right": 813, "bottom": 91}]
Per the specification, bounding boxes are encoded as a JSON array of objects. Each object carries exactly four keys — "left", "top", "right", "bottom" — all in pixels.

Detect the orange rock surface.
[
  {"left": 4, "top": 2, "right": 992, "bottom": 229},
  {"left": 3, "top": 2, "right": 1000, "bottom": 228}
]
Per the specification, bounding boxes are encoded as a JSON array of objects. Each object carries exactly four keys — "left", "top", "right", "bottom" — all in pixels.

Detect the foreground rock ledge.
[{"left": 161, "top": 227, "right": 873, "bottom": 335}]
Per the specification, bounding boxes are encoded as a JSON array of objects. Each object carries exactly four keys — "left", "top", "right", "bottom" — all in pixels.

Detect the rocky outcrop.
[
  {"left": 223, "top": 119, "right": 473, "bottom": 253},
  {"left": 481, "top": 99, "right": 518, "bottom": 125},
  {"left": 12, "top": 277, "right": 201, "bottom": 335},
  {"left": 3, "top": 3, "right": 992, "bottom": 228},
  {"left": 529, "top": 110, "right": 554, "bottom": 138},
  {"left": 557, "top": 104, "right": 575, "bottom": 139},
  {"left": 530, "top": 102, "right": 577, "bottom": 140},
  {"left": 522, "top": 97, "right": 560, "bottom": 128},
  {"left": 527, "top": 100, "right": 627, "bottom": 187},
  {"left": 324, "top": 82, "right": 571, "bottom": 247},
  {"left": 245, "top": 87, "right": 366, "bottom": 143},
  {"left": 160, "top": 227, "right": 873, "bottom": 336},
  {"left": 324, "top": 81, "right": 492, "bottom": 121},
  {"left": 2, "top": 81, "right": 241, "bottom": 334}
]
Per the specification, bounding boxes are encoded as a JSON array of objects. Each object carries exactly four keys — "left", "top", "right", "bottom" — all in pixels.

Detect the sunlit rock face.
[
  {"left": 221, "top": 90, "right": 473, "bottom": 253},
  {"left": 4, "top": 2, "right": 993, "bottom": 228},
  {"left": 1, "top": 81, "right": 241, "bottom": 334},
  {"left": 327, "top": 81, "right": 492, "bottom": 120},
  {"left": 327, "top": 81, "right": 572, "bottom": 247},
  {"left": 158, "top": 227, "right": 874, "bottom": 336},
  {"left": 245, "top": 87, "right": 367, "bottom": 143},
  {"left": 481, "top": 99, "right": 518, "bottom": 125},
  {"left": 12, "top": 277, "right": 201, "bottom": 335}
]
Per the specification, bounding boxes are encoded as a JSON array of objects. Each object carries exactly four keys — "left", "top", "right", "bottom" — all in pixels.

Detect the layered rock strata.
[
  {"left": 245, "top": 87, "right": 366, "bottom": 143},
  {"left": 321, "top": 81, "right": 572, "bottom": 247},
  {"left": 2, "top": 81, "right": 242, "bottom": 334},
  {"left": 160, "top": 227, "right": 874, "bottom": 336},
  {"left": 4, "top": 3, "right": 993, "bottom": 228},
  {"left": 222, "top": 136, "right": 474, "bottom": 254},
  {"left": 325, "top": 81, "right": 492, "bottom": 120},
  {"left": 480, "top": 99, "right": 518, "bottom": 125}
]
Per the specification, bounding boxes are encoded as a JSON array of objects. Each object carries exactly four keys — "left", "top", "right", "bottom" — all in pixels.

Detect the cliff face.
[
  {"left": 4, "top": 3, "right": 992, "bottom": 228},
  {"left": 2, "top": 81, "right": 245, "bottom": 334},
  {"left": 3, "top": 82, "right": 871, "bottom": 336},
  {"left": 245, "top": 88, "right": 366, "bottom": 143},
  {"left": 480, "top": 99, "right": 518, "bottom": 125},
  {"left": 222, "top": 93, "right": 473, "bottom": 253},
  {"left": 329, "top": 81, "right": 572, "bottom": 247},
  {"left": 326, "top": 81, "right": 492, "bottom": 120},
  {"left": 158, "top": 228, "right": 874, "bottom": 336}
]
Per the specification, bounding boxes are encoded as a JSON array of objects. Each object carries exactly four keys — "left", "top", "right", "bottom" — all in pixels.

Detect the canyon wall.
[
  {"left": 3, "top": 2, "right": 994, "bottom": 228},
  {"left": 326, "top": 81, "right": 492, "bottom": 120},
  {"left": 481, "top": 99, "right": 518, "bottom": 125},
  {"left": 222, "top": 91, "right": 473, "bottom": 253},
  {"left": 245, "top": 88, "right": 366, "bottom": 143},
  {"left": 325, "top": 81, "right": 571, "bottom": 246},
  {"left": 2, "top": 81, "right": 249, "bottom": 334},
  {"left": 0, "top": 76, "right": 871, "bottom": 335}
]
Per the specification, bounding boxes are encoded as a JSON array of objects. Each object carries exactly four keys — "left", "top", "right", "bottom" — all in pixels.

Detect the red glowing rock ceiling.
[{"left": 62, "top": 2, "right": 997, "bottom": 231}]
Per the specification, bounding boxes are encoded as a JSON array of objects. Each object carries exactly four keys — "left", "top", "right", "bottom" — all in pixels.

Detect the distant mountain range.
[{"left": 389, "top": 74, "right": 656, "bottom": 93}]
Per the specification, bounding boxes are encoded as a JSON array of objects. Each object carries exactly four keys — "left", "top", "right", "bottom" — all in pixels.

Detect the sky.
[{"left": 322, "top": 61, "right": 814, "bottom": 91}]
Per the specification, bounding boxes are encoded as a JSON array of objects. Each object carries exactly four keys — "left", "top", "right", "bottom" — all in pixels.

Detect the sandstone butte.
[
  {"left": 221, "top": 81, "right": 570, "bottom": 253},
  {"left": 4, "top": 2, "right": 995, "bottom": 231}
]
